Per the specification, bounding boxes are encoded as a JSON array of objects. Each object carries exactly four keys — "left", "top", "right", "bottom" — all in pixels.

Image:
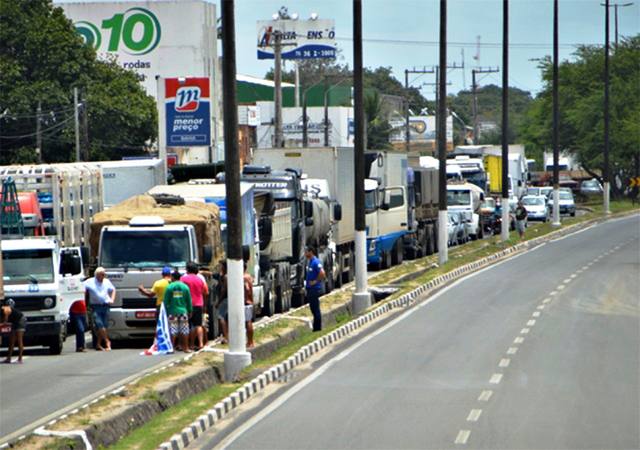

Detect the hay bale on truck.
[{"left": 89, "top": 195, "right": 224, "bottom": 341}]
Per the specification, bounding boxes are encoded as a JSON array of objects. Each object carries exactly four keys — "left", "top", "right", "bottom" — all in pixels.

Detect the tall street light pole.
[
  {"left": 604, "top": 0, "right": 611, "bottom": 214},
  {"left": 500, "top": 0, "right": 510, "bottom": 242},
  {"left": 351, "top": 0, "right": 371, "bottom": 314},
  {"left": 437, "top": 0, "right": 448, "bottom": 265},
  {"left": 221, "top": 0, "right": 251, "bottom": 381},
  {"left": 551, "top": 0, "right": 561, "bottom": 226}
]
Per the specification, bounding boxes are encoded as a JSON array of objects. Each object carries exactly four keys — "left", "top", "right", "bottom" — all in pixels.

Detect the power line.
[
  {"left": 336, "top": 36, "right": 600, "bottom": 49},
  {"left": 0, "top": 115, "right": 75, "bottom": 140}
]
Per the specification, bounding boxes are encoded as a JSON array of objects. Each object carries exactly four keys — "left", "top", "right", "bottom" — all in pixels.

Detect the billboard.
[
  {"left": 164, "top": 78, "right": 211, "bottom": 147},
  {"left": 389, "top": 115, "right": 453, "bottom": 145},
  {"left": 256, "top": 105, "right": 354, "bottom": 148},
  {"left": 58, "top": 1, "right": 218, "bottom": 99},
  {"left": 257, "top": 19, "right": 336, "bottom": 60}
]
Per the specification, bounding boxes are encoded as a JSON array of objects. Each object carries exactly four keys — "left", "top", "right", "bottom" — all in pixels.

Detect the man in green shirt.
[{"left": 163, "top": 271, "right": 193, "bottom": 353}]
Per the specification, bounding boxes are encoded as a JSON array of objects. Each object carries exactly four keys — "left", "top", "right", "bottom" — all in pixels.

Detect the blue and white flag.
[{"left": 142, "top": 303, "right": 174, "bottom": 356}]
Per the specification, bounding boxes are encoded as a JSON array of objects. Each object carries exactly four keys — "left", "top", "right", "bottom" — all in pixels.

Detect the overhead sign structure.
[
  {"left": 388, "top": 115, "right": 453, "bottom": 149},
  {"left": 257, "top": 19, "right": 336, "bottom": 60},
  {"left": 164, "top": 78, "right": 211, "bottom": 147}
]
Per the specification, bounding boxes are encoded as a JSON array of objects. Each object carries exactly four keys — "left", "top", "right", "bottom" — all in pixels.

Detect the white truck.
[
  {"left": 89, "top": 195, "right": 223, "bottom": 340},
  {"left": 446, "top": 182, "right": 486, "bottom": 240},
  {"left": 97, "top": 159, "right": 165, "bottom": 208},
  {"left": 1, "top": 238, "right": 86, "bottom": 354},
  {"left": 252, "top": 147, "right": 351, "bottom": 288}
]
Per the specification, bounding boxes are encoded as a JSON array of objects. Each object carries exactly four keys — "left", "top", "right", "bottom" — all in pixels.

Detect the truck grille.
[
  {"left": 121, "top": 298, "right": 156, "bottom": 309},
  {"left": 4, "top": 296, "right": 56, "bottom": 311}
]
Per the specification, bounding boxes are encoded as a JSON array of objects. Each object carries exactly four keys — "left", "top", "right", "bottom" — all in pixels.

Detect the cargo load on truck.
[{"left": 89, "top": 194, "right": 223, "bottom": 268}]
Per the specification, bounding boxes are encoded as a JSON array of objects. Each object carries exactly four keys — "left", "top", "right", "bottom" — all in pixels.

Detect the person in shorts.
[
  {"left": 515, "top": 200, "right": 528, "bottom": 239},
  {"left": 84, "top": 267, "right": 115, "bottom": 351},
  {"left": 163, "top": 270, "right": 192, "bottom": 353},
  {"left": 181, "top": 261, "right": 209, "bottom": 350},
  {"left": 1, "top": 301, "right": 26, "bottom": 364},
  {"left": 214, "top": 261, "right": 229, "bottom": 344},
  {"left": 243, "top": 262, "right": 254, "bottom": 348}
]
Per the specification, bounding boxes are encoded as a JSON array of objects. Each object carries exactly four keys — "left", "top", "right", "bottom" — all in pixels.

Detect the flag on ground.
[{"left": 142, "top": 303, "right": 174, "bottom": 356}]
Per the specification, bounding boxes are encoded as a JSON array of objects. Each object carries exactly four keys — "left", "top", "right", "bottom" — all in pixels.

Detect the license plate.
[
  {"left": 0, "top": 324, "right": 12, "bottom": 334},
  {"left": 135, "top": 311, "right": 156, "bottom": 319}
]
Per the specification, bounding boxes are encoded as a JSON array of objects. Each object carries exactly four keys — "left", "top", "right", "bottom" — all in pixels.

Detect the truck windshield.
[
  {"left": 100, "top": 230, "right": 191, "bottom": 268},
  {"left": 462, "top": 171, "right": 486, "bottom": 190},
  {"left": 447, "top": 190, "right": 471, "bottom": 207},
  {"left": 2, "top": 249, "right": 55, "bottom": 285}
]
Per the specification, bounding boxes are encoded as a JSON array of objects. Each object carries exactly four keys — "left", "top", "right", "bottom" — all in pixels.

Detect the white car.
[
  {"left": 548, "top": 191, "right": 576, "bottom": 216},
  {"left": 521, "top": 195, "right": 549, "bottom": 222}
]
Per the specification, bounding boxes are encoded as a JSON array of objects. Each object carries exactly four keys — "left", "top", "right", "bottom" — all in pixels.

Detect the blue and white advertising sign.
[
  {"left": 165, "top": 77, "right": 211, "bottom": 147},
  {"left": 257, "top": 19, "right": 336, "bottom": 60}
]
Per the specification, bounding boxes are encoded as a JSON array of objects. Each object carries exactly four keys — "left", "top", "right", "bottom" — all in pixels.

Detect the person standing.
[
  {"left": 69, "top": 297, "right": 88, "bottom": 352},
  {"left": 515, "top": 200, "right": 528, "bottom": 239},
  {"left": 163, "top": 270, "right": 192, "bottom": 353},
  {"left": 138, "top": 266, "right": 172, "bottom": 319},
  {"left": 214, "top": 261, "right": 229, "bottom": 344},
  {"left": 84, "top": 267, "right": 115, "bottom": 351},
  {"left": 304, "top": 246, "right": 325, "bottom": 332},
  {"left": 181, "top": 262, "right": 208, "bottom": 350},
  {"left": 1, "top": 301, "right": 26, "bottom": 363},
  {"left": 243, "top": 262, "right": 255, "bottom": 348}
]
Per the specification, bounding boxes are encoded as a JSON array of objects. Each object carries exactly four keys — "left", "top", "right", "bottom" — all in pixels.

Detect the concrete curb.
[{"left": 158, "top": 212, "right": 639, "bottom": 449}]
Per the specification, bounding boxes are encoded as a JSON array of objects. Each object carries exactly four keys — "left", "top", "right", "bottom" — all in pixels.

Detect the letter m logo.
[{"left": 175, "top": 87, "right": 201, "bottom": 112}]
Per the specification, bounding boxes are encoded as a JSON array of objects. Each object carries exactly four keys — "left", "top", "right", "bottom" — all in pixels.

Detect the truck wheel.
[
  {"left": 275, "top": 286, "right": 284, "bottom": 314},
  {"left": 291, "top": 287, "right": 305, "bottom": 308},
  {"left": 335, "top": 252, "right": 343, "bottom": 288},
  {"left": 262, "top": 289, "right": 273, "bottom": 316},
  {"left": 381, "top": 250, "right": 392, "bottom": 270},
  {"left": 392, "top": 241, "right": 403, "bottom": 265},
  {"left": 427, "top": 229, "right": 435, "bottom": 255},
  {"left": 49, "top": 334, "right": 64, "bottom": 355}
]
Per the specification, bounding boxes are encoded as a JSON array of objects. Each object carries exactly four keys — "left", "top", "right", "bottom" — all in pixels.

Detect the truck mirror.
[
  {"left": 202, "top": 245, "right": 213, "bottom": 264},
  {"left": 380, "top": 202, "right": 390, "bottom": 211},
  {"left": 305, "top": 217, "right": 314, "bottom": 227},
  {"left": 60, "top": 254, "right": 82, "bottom": 275},
  {"left": 258, "top": 216, "right": 273, "bottom": 251},
  {"left": 242, "top": 245, "right": 251, "bottom": 262},
  {"left": 304, "top": 200, "right": 313, "bottom": 218},
  {"left": 80, "top": 246, "right": 90, "bottom": 264},
  {"left": 333, "top": 203, "right": 342, "bottom": 222}
]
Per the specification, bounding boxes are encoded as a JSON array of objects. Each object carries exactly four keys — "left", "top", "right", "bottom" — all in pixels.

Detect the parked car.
[
  {"left": 521, "top": 195, "right": 549, "bottom": 222},
  {"left": 540, "top": 186, "right": 554, "bottom": 199},
  {"left": 580, "top": 178, "right": 603, "bottom": 196},
  {"left": 526, "top": 187, "right": 542, "bottom": 197},
  {"left": 548, "top": 191, "right": 576, "bottom": 216}
]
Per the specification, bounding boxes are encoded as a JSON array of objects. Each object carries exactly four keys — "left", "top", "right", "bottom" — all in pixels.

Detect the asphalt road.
[
  {"left": 0, "top": 338, "right": 182, "bottom": 444},
  {"left": 198, "top": 214, "right": 639, "bottom": 450}
]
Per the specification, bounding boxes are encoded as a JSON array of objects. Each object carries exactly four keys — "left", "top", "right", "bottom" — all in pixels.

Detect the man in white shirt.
[{"left": 84, "top": 267, "right": 116, "bottom": 351}]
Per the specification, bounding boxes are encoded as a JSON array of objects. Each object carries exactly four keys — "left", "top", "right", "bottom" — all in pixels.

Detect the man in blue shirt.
[{"left": 305, "top": 246, "right": 325, "bottom": 332}]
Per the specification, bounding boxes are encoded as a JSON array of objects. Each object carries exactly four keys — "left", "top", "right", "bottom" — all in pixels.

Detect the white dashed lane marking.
[
  {"left": 532, "top": 311, "right": 541, "bottom": 317},
  {"left": 521, "top": 328, "right": 530, "bottom": 334},
  {"left": 490, "top": 373, "right": 503, "bottom": 384},
  {"left": 537, "top": 305, "right": 545, "bottom": 310},
  {"left": 557, "top": 284, "right": 565, "bottom": 290},
  {"left": 543, "top": 298, "right": 551, "bottom": 304},
  {"left": 507, "top": 347, "right": 518, "bottom": 355},
  {"left": 514, "top": 337, "right": 525, "bottom": 344},
  {"left": 549, "top": 291, "right": 558, "bottom": 296},
  {"left": 467, "top": 409, "right": 483, "bottom": 422},
  {"left": 499, "top": 358, "right": 510, "bottom": 368},
  {"left": 455, "top": 430, "right": 471, "bottom": 444},
  {"left": 570, "top": 273, "right": 578, "bottom": 278},
  {"left": 563, "top": 278, "right": 572, "bottom": 283},
  {"left": 478, "top": 390, "right": 493, "bottom": 402},
  {"left": 527, "top": 320, "right": 536, "bottom": 326}
]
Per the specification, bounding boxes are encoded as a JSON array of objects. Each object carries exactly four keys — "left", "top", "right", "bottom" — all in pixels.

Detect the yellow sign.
[{"left": 630, "top": 177, "right": 640, "bottom": 188}]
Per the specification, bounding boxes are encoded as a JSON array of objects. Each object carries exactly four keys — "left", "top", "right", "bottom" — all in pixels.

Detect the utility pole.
[
  {"left": 551, "top": 0, "right": 561, "bottom": 226},
  {"left": 404, "top": 67, "right": 435, "bottom": 152},
  {"left": 437, "top": 0, "right": 448, "bottom": 266},
  {"left": 74, "top": 87, "right": 81, "bottom": 162},
  {"left": 501, "top": 0, "right": 510, "bottom": 242},
  {"left": 273, "top": 30, "right": 284, "bottom": 148},
  {"left": 351, "top": 0, "right": 371, "bottom": 315},
  {"left": 221, "top": 0, "right": 251, "bottom": 381},
  {"left": 81, "top": 93, "right": 90, "bottom": 161},
  {"left": 604, "top": 0, "right": 611, "bottom": 214},
  {"left": 601, "top": 2, "right": 634, "bottom": 47},
  {"left": 36, "top": 101, "right": 42, "bottom": 164},
  {"left": 434, "top": 63, "right": 461, "bottom": 153},
  {"left": 471, "top": 67, "right": 499, "bottom": 145},
  {"left": 302, "top": 92, "right": 308, "bottom": 147}
]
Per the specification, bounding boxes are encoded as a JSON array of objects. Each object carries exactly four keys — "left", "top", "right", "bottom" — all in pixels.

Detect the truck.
[
  {"left": 0, "top": 163, "right": 104, "bottom": 246},
  {"left": 239, "top": 166, "right": 306, "bottom": 308},
  {"left": 147, "top": 181, "right": 273, "bottom": 315},
  {"left": 97, "top": 159, "right": 165, "bottom": 208},
  {"left": 446, "top": 182, "right": 486, "bottom": 240},
  {"left": 362, "top": 151, "right": 440, "bottom": 269},
  {"left": 88, "top": 195, "right": 224, "bottom": 340},
  {"left": 447, "top": 154, "right": 487, "bottom": 192},
  {"left": 252, "top": 147, "right": 350, "bottom": 289},
  {"left": 1, "top": 238, "right": 86, "bottom": 354}
]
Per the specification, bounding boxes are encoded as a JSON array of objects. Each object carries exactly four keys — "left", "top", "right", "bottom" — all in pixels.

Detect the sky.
[{"left": 217, "top": 0, "right": 639, "bottom": 99}]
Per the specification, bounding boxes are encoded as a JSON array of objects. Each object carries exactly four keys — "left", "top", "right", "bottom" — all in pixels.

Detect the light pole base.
[
  {"left": 224, "top": 351, "right": 252, "bottom": 382},
  {"left": 352, "top": 291, "right": 372, "bottom": 316},
  {"left": 551, "top": 221, "right": 561, "bottom": 227}
]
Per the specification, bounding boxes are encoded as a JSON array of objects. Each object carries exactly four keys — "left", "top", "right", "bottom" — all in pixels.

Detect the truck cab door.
[{"left": 379, "top": 186, "right": 408, "bottom": 236}]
